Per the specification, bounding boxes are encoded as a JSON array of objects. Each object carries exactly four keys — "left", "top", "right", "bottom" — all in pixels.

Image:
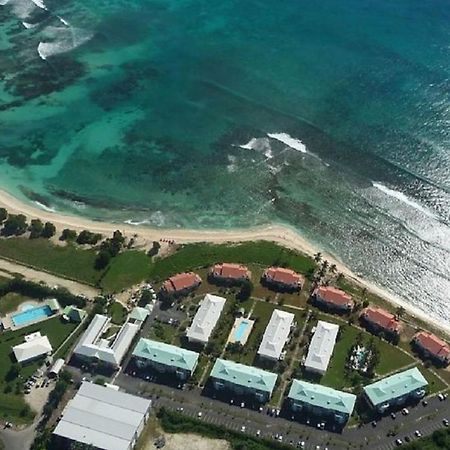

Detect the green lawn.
[
  {"left": 0, "top": 292, "right": 32, "bottom": 315},
  {"left": 149, "top": 242, "right": 316, "bottom": 282},
  {"left": 0, "top": 316, "right": 77, "bottom": 423},
  {"left": 421, "top": 367, "right": 448, "bottom": 395},
  {"left": 108, "top": 301, "right": 128, "bottom": 325},
  {"left": 0, "top": 238, "right": 101, "bottom": 285},
  {"left": 100, "top": 251, "right": 153, "bottom": 293},
  {"left": 319, "top": 318, "right": 415, "bottom": 390},
  {"left": 147, "top": 322, "right": 178, "bottom": 344}
]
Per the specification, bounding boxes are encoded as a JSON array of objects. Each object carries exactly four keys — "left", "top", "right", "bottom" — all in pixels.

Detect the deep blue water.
[{"left": 0, "top": 0, "right": 450, "bottom": 322}]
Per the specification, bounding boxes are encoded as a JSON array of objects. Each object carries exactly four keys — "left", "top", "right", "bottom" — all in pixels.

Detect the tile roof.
[
  {"left": 363, "top": 367, "right": 428, "bottom": 406},
  {"left": 210, "top": 358, "right": 277, "bottom": 394},
  {"left": 361, "top": 307, "right": 401, "bottom": 333},
  {"left": 414, "top": 331, "right": 450, "bottom": 360},
  {"left": 132, "top": 338, "right": 199, "bottom": 372},
  {"left": 211, "top": 263, "right": 250, "bottom": 280},
  {"left": 162, "top": 272, "right": 201, "bottom": 293},
  {"left": 263, "top": 267, "right": 304, "bottom": 286},
  {"left": 288, "top": 379, "right": 356, "bottom": 415},
  {"left": 314, "top": 286, "right": 353, "bottom": 307}
]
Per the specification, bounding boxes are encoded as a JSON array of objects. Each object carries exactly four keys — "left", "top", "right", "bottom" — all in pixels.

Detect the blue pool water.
[
  {"left": 234, "top": 320, "right": 251, "bottom": 342},
  {"left": 11, "top": 305, "right": 53, "bottom": 327}
]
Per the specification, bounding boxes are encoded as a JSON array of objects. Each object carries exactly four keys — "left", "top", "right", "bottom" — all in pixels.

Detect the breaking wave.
[{"left": 267, "top": 132, "right": 307, "bottom": 153}]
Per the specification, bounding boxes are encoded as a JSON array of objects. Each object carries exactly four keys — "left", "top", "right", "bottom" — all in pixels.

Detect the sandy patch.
[{"left": 144, "top": 433, "right": 230, "bottom": 450}]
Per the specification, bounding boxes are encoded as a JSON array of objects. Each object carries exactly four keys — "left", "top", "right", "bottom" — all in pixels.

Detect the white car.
[
  {"left": 401, "top": 408, "right": 409, "bottom": 415},
  {"left": 240, "top": 402, "right": 245, "bottom": 408},
  {"left": 241, "top": 426, "right": 246, "bottom": 432},
  {"left": 256, "top": 430, "right": 261, "bottom": 437},
  {"left": 278, "top": 435, "right": 283, "bottom": 441},
  {"left": 298, "top": 442, "right": 305, "bottom": 448},
  {"left": 395, "top": 438, "right": 403, "bottom": 446},
  {"left": 414, "top": 430, "right": 422, "bottom": 437},
  {"left": 438, "top": 393, "right": 445, "bottom": 401},
  {"left": 197, "top": 412, "right": 202, "bottom": 418}
]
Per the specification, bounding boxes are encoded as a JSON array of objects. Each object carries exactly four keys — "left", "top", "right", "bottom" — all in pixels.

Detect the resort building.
[
  {"left": 131, "top": 338, "right": 199, "bottom": 381},
  {"left": 363, "top": 367, "right": 428, "bottom": 413},
  {"left": 53, "top": 381, "right": 151, "bottom": 450},
  {"left": 129, "top": 306, "right": 150, "bottom": 325},
  {"left": 257, "top": 309, "right": 295, "bottom": 361},
  {"left": 210, "top": 359, "right": 277, "bottom": 403},
  {"left": 360, "top": 307, "right": 402, "bottom": 336},
  {"left": 186, "top": 294, "right": 226, "bottom": 345},
  {"left": 62, "top": 305, "right": 87, "bottom": 323},
  {"left": 160, "top": 272, "right": 202, "bottom": 297},
  {"left": 209, "top": 263, "right": 251, "bottom": 285},
  {"left": 13, "top": 332, "right": 53, "bottom": 364},
  {"left": 261, "top": 267, "right": 304, "bottom": 291},
  {"left": 412, "top": 331, "right": 450, "bottom": 366},
  {"left": 304, "top": 321, "right": 339, "bottom": 375},
  {"left": 312, "top": 286, "right": 354, "bottom": 313},
  {"left": 73, "top": 314, "right": 140, "bottom": 368},
  {"left": 288, "top": 379, "right": 356, "bottom": 425}
]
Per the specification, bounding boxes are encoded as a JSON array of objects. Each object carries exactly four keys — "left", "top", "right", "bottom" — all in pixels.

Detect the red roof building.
[
  {"left": 210, "top": 263, "right": 251, "bottom": 283},
  {"left": 313, "top": 286, "right": 354, "bottom": 312},
  {"left": 360, "top": 307, "right": 402, "bottom": 335},
  {"left": 413, "top": 331, "right": 450, "bottom": 365},
  {"left": 262, "top": 267, "right": 304, "bottom": 291},
  {"left": 161, "top": 272, "right": 201, "bottom": 295}
]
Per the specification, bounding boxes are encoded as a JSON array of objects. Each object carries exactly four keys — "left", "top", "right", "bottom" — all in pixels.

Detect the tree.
[
  {"left": 77, "top": 230, "right": 102, "bottom": 245},
  {"left": 329, "top": 264, "right": 337, "bottom": 274},
  {"left": 0, "top": 207, "right": 7, "bottom": 223},
  {"left": 95, "top": 250, "right": 111, "bottom": 270},
  {"left": 60, "top": 228, "right": 77, "bottom": 241},
  {"left": 395, "top": 306, "right": 405, "bottom": 319},
  {"left": 41, "top": 222, "right": 56, "bottom": 238},
  {"left": 6, "top": 363, "right": 20, "bottom": 382},
  {"left": 236, "top": 279, "right": 253, "bottom": 302},
  {"left": 313, "top": 252, "right": 322, "bottom": 263},
  {"left": 1, "top": 214, "right": 28, "bottom": 236},
  {"left": 28, "top": 219, "right": 43, "bottom": 239},
  {"left": 148, "top": 241, "right": 161, "bottom": 257}
]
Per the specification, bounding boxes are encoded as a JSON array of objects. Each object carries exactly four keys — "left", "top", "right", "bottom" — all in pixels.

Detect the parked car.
[
  {"left": 401, "top": 408, "right": 409, "bottom": 415},
  {"left": 395, "top": 438, "right": 403, "bottom": 446},
  {"left": 414, "top": 430, "right": 422, "bottom": 438},
  {"left": 241, "top": 426, "right": 246, "bottom": 433},
  {"left": 443, "top": 418, "right": 449, "bottom": 427}
]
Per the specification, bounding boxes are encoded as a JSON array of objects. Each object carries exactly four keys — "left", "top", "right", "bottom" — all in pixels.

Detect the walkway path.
[{"left": 0, "top": 257, "right": 99, "bottom": 298}]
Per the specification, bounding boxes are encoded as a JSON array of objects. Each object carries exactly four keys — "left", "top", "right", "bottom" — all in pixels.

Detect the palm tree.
[
  {"left": 313, "top": 252, "right": 322, "bottom": 263},
  {"left": 329, "top": 264, "right": 337, "bottom": 274},
  {"left": 395, "top": 306, "right": 405, "bottom": 319},
  {"left": 321, "top": 259, "right": 329, "bottom": 271}
]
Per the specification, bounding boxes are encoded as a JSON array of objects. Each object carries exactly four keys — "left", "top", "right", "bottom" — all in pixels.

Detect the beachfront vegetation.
[{"left": 1, "top": 214, "right": 28, "bottom": 236}]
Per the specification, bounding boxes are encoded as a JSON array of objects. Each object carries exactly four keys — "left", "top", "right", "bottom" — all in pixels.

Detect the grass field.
[
  {"left": 147, "top": 322, "right": 178, "bottom": 344},
  {"left": 108, "top": 301, "right": 128, "bottom": 325},
  {"left": 149, "top": 242, "right": 316, "bottom": 282},
  {"left": 0, "top": 316, "right": 77, "bottom": 423},
  {"left": 100, "top": 251, "right": 153, "bottom": 293},
  {"left": 0, "top": 292, "right": 32, "bottom": 315},
  {"left": 0, "top": 238, "right": 101, "bottom": 285}
]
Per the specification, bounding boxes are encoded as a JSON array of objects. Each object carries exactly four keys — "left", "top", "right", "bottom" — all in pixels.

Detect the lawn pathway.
[{"left": 274, "top": 309, "right": 311, "bottom": 409}]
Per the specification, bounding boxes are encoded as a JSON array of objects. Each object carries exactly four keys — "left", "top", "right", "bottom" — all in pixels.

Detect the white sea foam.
[
  {"left": 227, "top": 154, "right": 237, "bottom": 173},
  {"left": 34, "top": 201, "right": 56, "bottom": 212},
  {"left": 267, "top": 132, "right": 307, "bottom": 153},
  {"left": 372, "top": 182, "right": 438, "bottom": 220},
  {"left": 239, "top": 137, "right": 273, "bottom": 159},
  {"left": 57, "top": 15, "right": 69, "bottom": 26},
  {"left": 124, "top": 219, "right": 151, "bottom": 226},
  {"left": 37, "top": 26, "right": 93, "bottom": 60},
  {"left": 30, "top": 0, "right": 46, "bottom": 10},
  {"left": 22, "top": 21, "right": 36, "bottom": 28},
  {"left": 8, "top": 0, "right": 36, "bottom": 19}
]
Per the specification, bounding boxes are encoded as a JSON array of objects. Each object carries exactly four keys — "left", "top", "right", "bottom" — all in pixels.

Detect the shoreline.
[{"left": 0, "top": 188, "right": 449, "bottom": 337}]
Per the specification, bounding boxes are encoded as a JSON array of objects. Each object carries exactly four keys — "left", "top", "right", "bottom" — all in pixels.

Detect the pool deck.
[
  {"left": 227, "top": 317, "right": 255, "bottom": 346},
  {"left": 1, "top": 299, "right": 62, "bottom": 331}
]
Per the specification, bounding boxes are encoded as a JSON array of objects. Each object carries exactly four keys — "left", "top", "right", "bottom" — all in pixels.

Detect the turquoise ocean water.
[{"left": 1, "top": 0, "right": 450, "bottom": 322}]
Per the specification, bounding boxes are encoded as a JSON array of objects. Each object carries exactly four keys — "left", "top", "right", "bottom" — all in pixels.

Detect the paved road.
[
  {"left": 0, "top": 256, "right": 99, "bottom": 298},
  {"left": 114, "top": 372, "right": 450, "bottom": 450}
]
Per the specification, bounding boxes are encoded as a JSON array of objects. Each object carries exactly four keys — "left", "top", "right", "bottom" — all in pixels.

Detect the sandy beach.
[{"left": 0, "top": 188, "right": 449, "bottom": 337}]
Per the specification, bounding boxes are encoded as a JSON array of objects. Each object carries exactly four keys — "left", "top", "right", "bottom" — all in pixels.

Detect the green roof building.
[
  {"left": 129, "top": 307, "right": 150, "bottom": 323},
  {"left": 363, "top": 367, "right": 428, "bottom": 413},
  {"left": 62, "top": 305, "right": 87, "bottom": 323},
  {"left": 132, "top": 338, "right": 199, "bottom": 381},
  {"left": 210, "top": 359, "right": 277, "bottom": 403},
  {"left": 287, "top": 379, "right": 356, "bottom": 424}
]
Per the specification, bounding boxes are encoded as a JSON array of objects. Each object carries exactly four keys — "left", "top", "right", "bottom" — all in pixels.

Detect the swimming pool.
[
  {"left": 235, "top": 320, "right": 251, "bottom": 341},
  {"left": 11, "top": 305, "right": 54, "bottom": 327}
]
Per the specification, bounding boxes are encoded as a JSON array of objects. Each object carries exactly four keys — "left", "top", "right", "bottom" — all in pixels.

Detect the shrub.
[{"left": 60, "top": 229, "right": 77, "bottom": 241}]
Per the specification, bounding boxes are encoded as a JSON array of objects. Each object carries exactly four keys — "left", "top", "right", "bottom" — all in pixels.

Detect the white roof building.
[
  {"left": 53, "top": 382, "right": 151, "bottom": 450},
  {"left": 49, "top": 358, "right": 65, "bottom": 377},
  {"left": 74, "top": 314, "right": 140, "bottom": 367},
  {"left": 13, "top": 332, "right": 53, "bottom": 363},
  {"left": 257, "top": 309, "right": 295, "bottom": 360},
  {"left": 304, "top": 320, "right": 339, "bottom": 375},
  {"left": 186, "top": 294, "right": 226, "bottom": 344}
]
